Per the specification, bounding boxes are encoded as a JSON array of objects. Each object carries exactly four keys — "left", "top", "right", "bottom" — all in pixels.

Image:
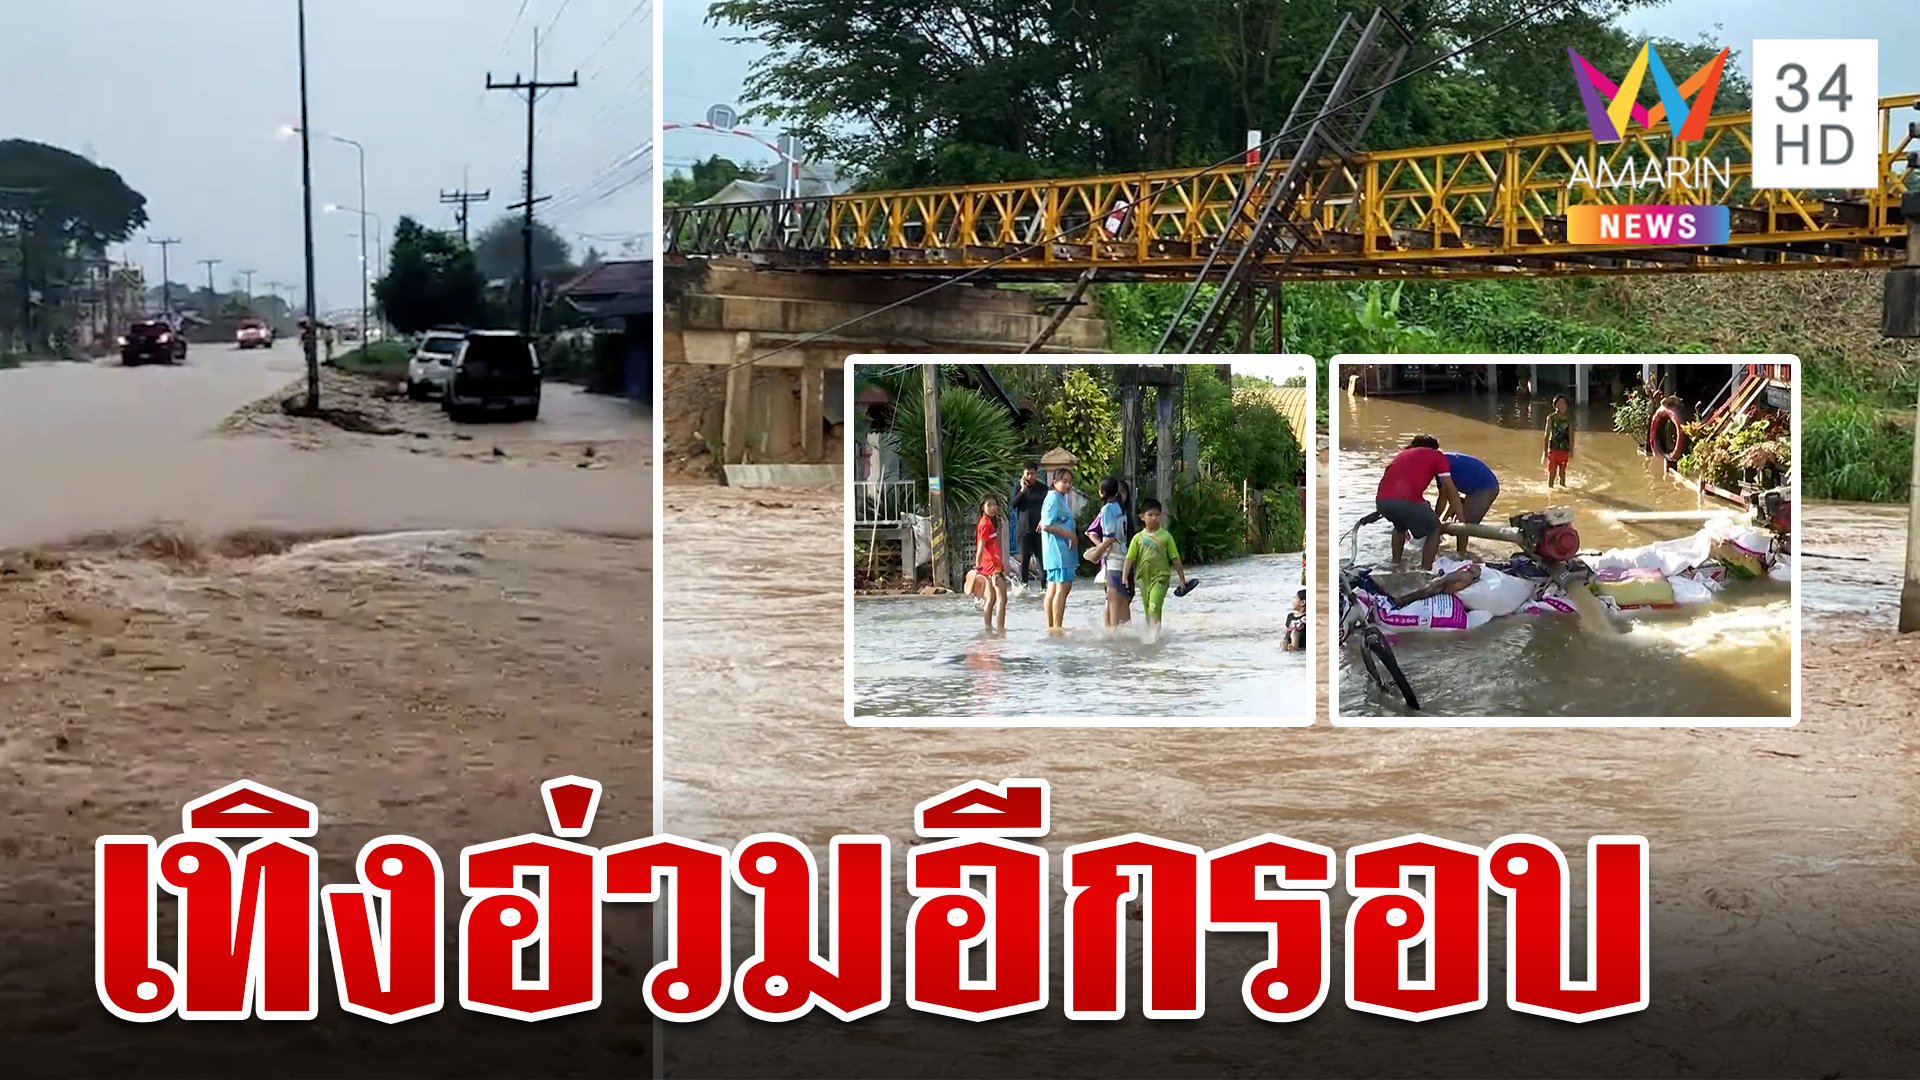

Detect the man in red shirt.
[{"left": 1375, "top": 434, "right": 1464, "bottom": 570}]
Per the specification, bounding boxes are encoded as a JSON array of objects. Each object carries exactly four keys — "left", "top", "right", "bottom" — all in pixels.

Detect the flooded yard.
[
  {"left": 853, "top": 553, "right": 1309, "bottom": 721},
  {"left": 663, "top": 482, "right": 1920, "bottom": 1078},
  {"left": 1333, "top": 390, "right": 1792, "bottom": 719}
]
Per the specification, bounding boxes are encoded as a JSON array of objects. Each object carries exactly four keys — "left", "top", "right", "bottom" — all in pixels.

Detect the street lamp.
[
  {"left": 289, "top": 125, "right": 368, "bottom": 345},
  {"left": 328, "top": 204, "right": 382, "bottom": 337}
]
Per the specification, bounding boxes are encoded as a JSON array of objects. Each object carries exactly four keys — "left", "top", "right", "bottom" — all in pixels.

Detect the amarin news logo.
[
  {"left": 1563, "top": 41, "right": 1735, "bottom": 246},
  {"left": 1568, "top": 42, "right": 1730, "bottom": 143}
]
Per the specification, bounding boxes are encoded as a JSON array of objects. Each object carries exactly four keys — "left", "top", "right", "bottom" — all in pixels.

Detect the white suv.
[{"left": 405, "top": 330, "right": 467, "bottom": 399}]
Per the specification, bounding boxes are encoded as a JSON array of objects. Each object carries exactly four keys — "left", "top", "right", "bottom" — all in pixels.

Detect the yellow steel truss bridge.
[{"left": 666, "top": 95, "right": 1920, "bottom": 282}]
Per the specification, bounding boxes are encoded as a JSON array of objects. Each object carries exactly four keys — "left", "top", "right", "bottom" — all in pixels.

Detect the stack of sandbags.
[{"left": 1435, "top": 557, "right": 1537, "bottom": 616}]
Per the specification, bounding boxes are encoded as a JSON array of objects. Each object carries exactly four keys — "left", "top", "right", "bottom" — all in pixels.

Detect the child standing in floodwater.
[
  {"left": 1544, "top": 394, "right": 1575, "bottom": 488},
  {"left": 1085, "top": 476, "right": 1131, "bottom": 634},
  {"left": 973, "top": 495, "right": 1008, "bottom": 634},
  {"left": 1124, "top": 498, "right": 1188, "bottom": 641}
]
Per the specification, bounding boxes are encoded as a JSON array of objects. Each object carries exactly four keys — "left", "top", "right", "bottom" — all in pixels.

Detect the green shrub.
[
  {"left": 1803, "top": 401, "right": 1910, "bottom": 503},
  {"left": 1612, "top": 382, "right": 1659, "bottom": 438},
  {"left": 542, "top": 335, "right": 591, "bottom": 383},
  {"left": 1168, "top": 478, "right": 1247, "bottom": 565},
  {"left": 1263, "top": 486, "right": 1305, "bottom": 553},
  {"left": 889, "top": 384, "right": 1023, "bottom": 520},
  {"left": 333, "top": 340, "right": 410, "bottom": 376}
]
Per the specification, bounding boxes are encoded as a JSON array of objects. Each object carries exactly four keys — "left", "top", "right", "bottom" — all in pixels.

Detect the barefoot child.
[
  {"left": 1123, "top": 499, "right": 1188, "bottom": 640},
  {"left": 1544, "top": 394, "right": 1574, "bottom": 488},
  {"left": 1040, "top": 469, "right": 1079, "bottom": 632},
  {"left": 1084, "top": 476, "right": 1131, "bottom": 633},
  {"left": 973, "top": 495, "right": 1008, "bottom": 633}
]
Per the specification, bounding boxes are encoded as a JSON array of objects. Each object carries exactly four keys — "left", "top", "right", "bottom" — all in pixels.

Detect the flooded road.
[
  {"left": 0, "top": 529, "right": 654, "bottom": 1077},
  {"left": 0, "top": 340, "right": 650, "bottom": 545},
  {"left": 663, "top": 483, "right": 1920, "bottom": 1078},
  {"left": 853, "top": 554, "right": 1309, "bottom": 721},
  {"left": 0, "top": 343, "right": 655, "bottom": 1074},
  {"left": 1334, "top": 390, "right": 1791, "bottom": 719}
]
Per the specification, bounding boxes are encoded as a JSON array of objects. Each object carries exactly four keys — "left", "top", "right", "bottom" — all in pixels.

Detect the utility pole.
[
  {"left": 239, "top": 268, "right": 256, "bottom": 309},
  {"left": 487, "top": 29, "right": 576, "bottom": 335},
  {"left": 90, "top": 252, "right": 116, "bottom": 352},
  {"left": 440, "top": 186, "right": 490, "bottom": 246},
  {"left": 198, "top": 258, "right": 221, "bottom": 313},
  {"left": 295, "top": 0, "right": 319, "bottom": 411},
  {"left": 921, "top": 364, "right": 952, "bottom": 590},
  {"left": 148, "top": 237, "right": 179, "bottom": 317}
]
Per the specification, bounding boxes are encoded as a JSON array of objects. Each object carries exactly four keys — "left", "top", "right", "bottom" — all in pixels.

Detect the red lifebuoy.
[{"left": 1649, "top": 406, "right": 1685, "bottom": 462}]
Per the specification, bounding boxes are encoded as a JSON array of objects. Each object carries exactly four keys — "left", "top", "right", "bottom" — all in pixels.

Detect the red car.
[{"left": 235, "top": 318, "right": 274, "bottom": 349}]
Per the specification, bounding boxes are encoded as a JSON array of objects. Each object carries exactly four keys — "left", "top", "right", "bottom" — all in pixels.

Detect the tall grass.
[{"left": 1803, "top": 401, "right": 1911, "bottom": 503}]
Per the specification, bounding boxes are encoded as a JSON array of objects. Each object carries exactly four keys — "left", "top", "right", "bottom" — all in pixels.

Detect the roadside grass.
[
  {"left": 332, "top": 340, "right": 410, "bottom": 378},
  {"left": 1804, "top": 399, "right": 1912, "bottom": 503},
  {"left": 0, "top": 352, "right": 23, "bottom": 370}
]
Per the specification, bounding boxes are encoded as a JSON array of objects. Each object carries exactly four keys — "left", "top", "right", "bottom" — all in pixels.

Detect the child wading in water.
[
  {"left": 1544, "top": 394, "right": 1575, "bottom": 488},
  {"left": 1084, "top": 477, "right": 1132, "bottom": 634},
  {"left": 1124, "top": 499, "right": 1188, "bottom": 642},
  {"left": 972, "top": 495, "right": 1008, "bottom": 633}
]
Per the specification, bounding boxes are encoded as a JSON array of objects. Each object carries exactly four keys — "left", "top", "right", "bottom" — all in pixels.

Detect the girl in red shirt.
[{"left": 974, "top": 495, "right": 1008, "bottom": 633}]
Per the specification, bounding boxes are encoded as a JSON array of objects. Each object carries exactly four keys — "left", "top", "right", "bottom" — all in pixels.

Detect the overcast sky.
[
  {"left": 2, "top": 0, "right": 652, "bottom": 316},
  {"left": 664, "top": 1, "right": 1920, "bottom": 174}
]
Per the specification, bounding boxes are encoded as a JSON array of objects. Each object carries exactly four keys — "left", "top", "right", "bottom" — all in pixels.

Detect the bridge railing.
[{"left": 667, "top": 94, "right": 1920, "bottom": 277}]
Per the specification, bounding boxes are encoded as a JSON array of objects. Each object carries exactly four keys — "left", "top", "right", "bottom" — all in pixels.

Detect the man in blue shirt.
[
  {"left": 1039, "top": 468, "right": 1079, "bottom": 631},
  {"left": 1439, "top": 450, "right": 1500, "bottom": 555}
]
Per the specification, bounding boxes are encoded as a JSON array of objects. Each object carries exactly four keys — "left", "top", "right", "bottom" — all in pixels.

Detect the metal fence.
[{"left": 854, "top": 480, "right": 918, "bottom": 526}]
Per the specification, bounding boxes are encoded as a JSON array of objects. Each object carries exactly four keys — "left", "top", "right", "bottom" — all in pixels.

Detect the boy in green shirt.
[{"left": 1123, "top": 498, "right": 1189, "bottom": 640}]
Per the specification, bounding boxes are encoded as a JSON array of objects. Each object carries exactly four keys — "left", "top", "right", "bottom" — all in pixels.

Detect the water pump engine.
[{"left": 1508, "top": 506, "right": 1582, "bottom": 563}]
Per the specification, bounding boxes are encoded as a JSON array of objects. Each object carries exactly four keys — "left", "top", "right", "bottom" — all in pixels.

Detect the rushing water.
[
  {"left": 1334, "top": 390, "right": 1793, "bottom": 719},
  {"left": 853, "top": 553, "right": 1310, "bottom": 721},
  {"left": 663, "top": 484, "right": 1920, "bottom": 1078}
]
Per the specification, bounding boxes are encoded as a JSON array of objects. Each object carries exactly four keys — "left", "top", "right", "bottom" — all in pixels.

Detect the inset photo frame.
[
  {"left": 846, "top": 355, "right": 1317, "bottom": 726},
  {"left": 1328, "top": 355, "right": 1799, "bottom": 727}
]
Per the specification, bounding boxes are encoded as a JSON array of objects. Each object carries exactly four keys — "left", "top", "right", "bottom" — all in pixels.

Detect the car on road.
[
  {"left": 119, "top": 317, "right": 187, "bottom": 366},
  {"left": 444, "top": 330, "right": 541, "bottom": 422},
  {"left": 406, "top": 329, "right": 467, "bottom": 399},
  {"left": 235, "top": 318, "right": 274, "bottom": 349}
]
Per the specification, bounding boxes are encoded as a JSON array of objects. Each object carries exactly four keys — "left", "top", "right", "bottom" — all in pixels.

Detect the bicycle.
[{"left": 1337, "top": 512, "right": 1420, "bottom": 710}]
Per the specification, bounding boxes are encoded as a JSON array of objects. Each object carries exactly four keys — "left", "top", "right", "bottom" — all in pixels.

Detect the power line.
[
  {"left": 541, "top": 0, "right": 576, "bottom": 39},
  {"left": 678, "top": 0, "right": 1580, "bottom": 391},
  {"left": 545, "top": 140, "right": 652, "bottom": 214},
  {"left": 537, "top": 0, "right": 651, "bottom": 133},
  {"left": 487, "top": 27, "right": 578, "bottom": 334}
]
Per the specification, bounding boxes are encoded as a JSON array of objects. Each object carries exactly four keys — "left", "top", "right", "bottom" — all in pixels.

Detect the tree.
[
  {"left": 0, "top": 139, "right": 147, "bottom": 348},
  {"left": 1036, "top": 368, "right": 1122, "bottom": 483},
  {"left": 374, "top": 216, "right": 485, "bottom": 334},
  {"left": 708, "top": 0, "right": 1726, "bottom": 187},
  {"left": 663, "top": 155, "right": 752, "bottom": 206},
  {"left": 472, "top": 215, "right": 574, "bottom": 283},
  {"left": 0, "top": 140, "right": 147, "bottom": 249}
]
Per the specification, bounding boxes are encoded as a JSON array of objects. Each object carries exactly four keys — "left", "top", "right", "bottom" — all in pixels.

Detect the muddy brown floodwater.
[
  {"left": 0, "top": 347, "right": 655, "bottom": 1077},
  {"left": 663, "top": 475, "right": 1920, "bottom": 1078},
  {"left": 1334, "top": 390, "right": 1791, "bottom": 718}
]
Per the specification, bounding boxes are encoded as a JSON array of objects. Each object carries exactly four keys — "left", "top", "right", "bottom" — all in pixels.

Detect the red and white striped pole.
[{"left": 1246, "top": 130, "right": 1263, "bottom": 167}]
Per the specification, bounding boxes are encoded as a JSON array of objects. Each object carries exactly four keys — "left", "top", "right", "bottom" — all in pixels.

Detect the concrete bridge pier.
[{"left": 665, "top": 261, "right": 1110, "bottom": 477}]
